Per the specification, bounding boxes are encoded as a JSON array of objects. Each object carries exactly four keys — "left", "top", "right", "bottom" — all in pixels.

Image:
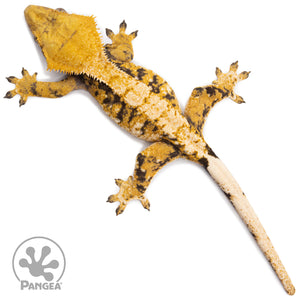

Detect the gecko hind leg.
[
  {"left": 185, "top": 61, "right": 250, "bottom": 136},
  {"left": 107, "top": 142, "right": 181, "bottom": 215},
  {"left": 5, "top": 68, "right": 86, "bottom": 106}
]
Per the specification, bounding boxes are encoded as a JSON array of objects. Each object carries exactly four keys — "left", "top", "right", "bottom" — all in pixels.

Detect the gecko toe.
[
  {"left": 19, "top": 96, "right": 28, "bottom": 107},
  {"left": 116, "top": 204, "right": 126, "bottom": 216},
  {"left": 4, "top": 90, "right": 16, "bottom": 99},
  {"left": 6, "top": 76, "right": 18, "bottom": 84},
  {"left": 107, "top": 195, "right": 117, "bottom": 203},
  {"left": 141, "top": 198, "right": 150, "bottom": 211}
]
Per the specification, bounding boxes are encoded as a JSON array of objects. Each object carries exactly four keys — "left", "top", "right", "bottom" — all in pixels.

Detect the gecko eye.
[{"left": 56, "top": 8, "right": 67, "bottom": 13}]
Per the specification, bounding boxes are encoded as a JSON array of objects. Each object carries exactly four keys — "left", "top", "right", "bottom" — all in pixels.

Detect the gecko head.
[
  {"left": 24, "top": 5, "right": 106, "bottom": 74},
  {"left": 105, "top": 21, "right": 138, "bottom": 62},
  {"left": 24, "top": 5, "right": 69, "bottom": 49}
]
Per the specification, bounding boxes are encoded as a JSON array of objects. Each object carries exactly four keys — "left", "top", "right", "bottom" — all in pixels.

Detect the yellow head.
[{"left": 24, "top": 5, "right": 106, "bottom": 74}]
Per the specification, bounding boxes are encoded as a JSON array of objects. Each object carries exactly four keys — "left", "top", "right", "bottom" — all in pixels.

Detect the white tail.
[{"left": 205, "top": 154, "right": 295, "bottom": 295}]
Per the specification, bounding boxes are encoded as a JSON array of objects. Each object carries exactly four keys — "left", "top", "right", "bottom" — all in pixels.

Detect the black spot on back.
[
  {"left": 128, "top": 108, "right": 139, "bottom": 123},
  {"left": 140, "top": 120, "right": 151, "bottom": 136},
  {"left": 115, "top": 62, "right": 135, "bottom": 77},
  {"left": 164, "top": 92, "right": 175, "bottom": 101},
  {"left": 137, "top": 68, "right": 147, "bottom": 80},
  {"left": 116, "top": 102, "right": 127, "bottom": 122},
  {"left": 149, "top": 75, "right": 163, "bottom": 93}
]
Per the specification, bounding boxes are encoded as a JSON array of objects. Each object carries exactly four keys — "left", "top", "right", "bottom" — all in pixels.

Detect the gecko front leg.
[
  {"left": 5, "top": 68, "right": 86, "bottom": 106},
  {"left": 108, "top": 142, "right": 181, "bottom": 215}
]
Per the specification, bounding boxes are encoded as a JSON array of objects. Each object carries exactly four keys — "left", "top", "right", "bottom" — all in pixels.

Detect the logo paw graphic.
[{"left": 19, "top": 246, "right": 59, "bottom": 281}]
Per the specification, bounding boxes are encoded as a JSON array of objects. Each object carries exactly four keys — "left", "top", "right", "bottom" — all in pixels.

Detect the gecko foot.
[
  {"left": 105, "top": 21, "right": 138, "bottom": 62},
  {"left": 213, "top": 61, "right": 250, "bottom": 104},
  {"left": 4, "top": 68, "right": 37, "bottom": 106},
  {"left": 107, "top": 176, "right": 150, "bottom": 215}
]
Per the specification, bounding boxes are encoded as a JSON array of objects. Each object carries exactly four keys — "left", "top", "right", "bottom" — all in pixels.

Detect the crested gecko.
[{"left": 4, "top": 5, "right": 295, "bottom": 295}]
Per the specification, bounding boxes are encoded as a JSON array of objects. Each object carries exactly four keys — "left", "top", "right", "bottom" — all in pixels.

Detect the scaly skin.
[{"left": 4, "top": 5, "right": 295, "bottom": 295}]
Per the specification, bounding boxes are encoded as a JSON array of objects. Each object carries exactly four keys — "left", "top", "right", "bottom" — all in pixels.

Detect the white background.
[{"left": 0, "top": 0, "right": 299, "bottom": 299}]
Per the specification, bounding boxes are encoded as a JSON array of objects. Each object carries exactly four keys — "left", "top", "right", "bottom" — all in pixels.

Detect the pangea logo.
[{"left": 12, "top": 237, "right": 66, "bottom": 290}]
